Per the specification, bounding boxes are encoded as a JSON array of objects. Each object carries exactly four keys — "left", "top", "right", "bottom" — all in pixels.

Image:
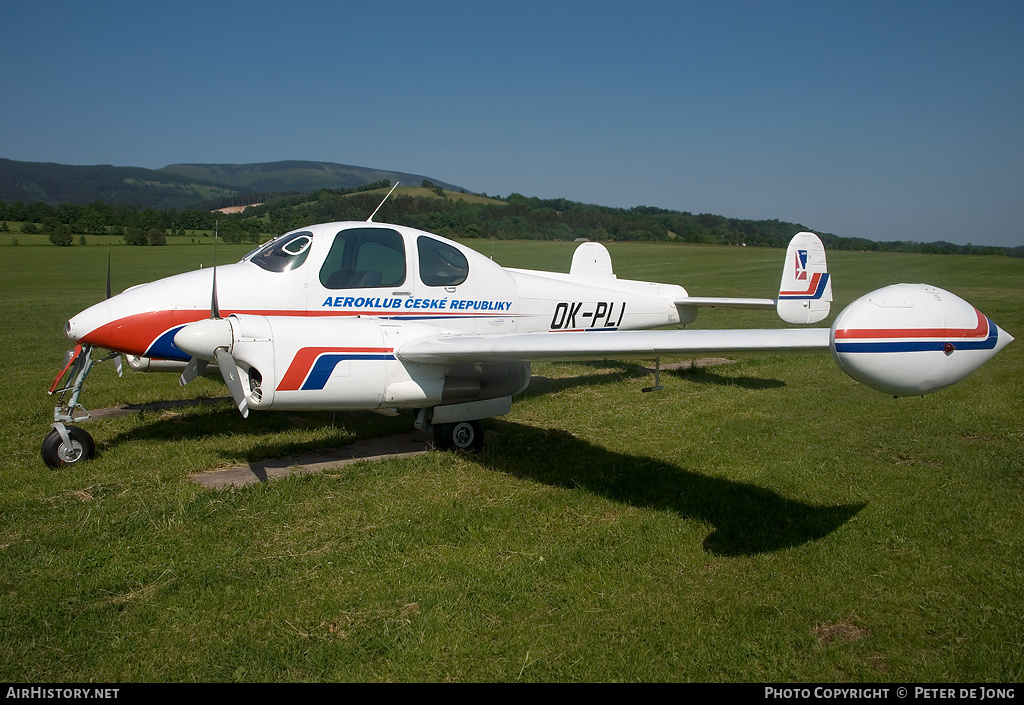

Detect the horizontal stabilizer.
[{"left": 675, "top": 296, "right": 776, "bottom": 310}]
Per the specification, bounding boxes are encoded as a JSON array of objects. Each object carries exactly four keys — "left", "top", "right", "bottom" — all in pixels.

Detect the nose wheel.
[{"left": 41, "top": 425, "right": 96, "bottom": 468}]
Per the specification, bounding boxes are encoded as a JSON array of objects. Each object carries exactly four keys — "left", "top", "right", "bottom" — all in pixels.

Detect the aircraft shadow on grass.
[
  {"left": 481, "top": 419, "right": 863, "bottom": 557},
  {"left": 518, "top": 359, "right": 787, "bottom": 401},
  {"left": 101, "top": 403, "right": 411, "bottom": 462},
  {"left": 104, "top": 398, "right": 861, "bottom": 557}
]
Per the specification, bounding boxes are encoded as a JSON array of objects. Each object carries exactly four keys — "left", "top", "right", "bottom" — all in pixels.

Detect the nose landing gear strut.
[{"left": 42, "top": 344, "right": 121, "bottom": 468}]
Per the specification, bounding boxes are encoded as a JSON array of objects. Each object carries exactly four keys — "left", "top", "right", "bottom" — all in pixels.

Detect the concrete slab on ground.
[{"left": 191, "top": 431, "right": 432, "bottom": 489}]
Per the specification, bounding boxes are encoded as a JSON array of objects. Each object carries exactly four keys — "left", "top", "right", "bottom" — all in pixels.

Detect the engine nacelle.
[
  {"left": 830, "top": 284, "right": 1013, "bottom": 396},
  {"left": 224, "top": 315, "right": 530, "bottom": 413}
]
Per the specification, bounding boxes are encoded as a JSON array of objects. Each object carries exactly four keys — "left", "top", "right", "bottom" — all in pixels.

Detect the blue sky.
[{"left": 3, "top": 1, "right": 1022, "bottom": 247}]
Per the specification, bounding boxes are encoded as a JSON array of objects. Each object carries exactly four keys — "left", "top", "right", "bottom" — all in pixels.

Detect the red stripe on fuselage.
[
  {"left": 78, "top": 308, "right": 514, "bottom": 356},
  {"left": 834, "top": 308, "right": 988, "bottom": 340},
  {"left": 276, "top": 347, "right": 394, "bottom": 391}
]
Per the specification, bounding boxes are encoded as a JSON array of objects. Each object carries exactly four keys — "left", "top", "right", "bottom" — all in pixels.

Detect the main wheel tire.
[
  {"left": 41, "top": 426, "right": 95, "bottom": 468},
  {"left": 433, "top": 420, "right": 484, "bottom": 452}
]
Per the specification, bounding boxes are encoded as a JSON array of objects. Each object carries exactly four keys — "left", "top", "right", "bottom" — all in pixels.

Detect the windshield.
[{"left": 246, "top": 231, "right": 313, "bottom": 272}]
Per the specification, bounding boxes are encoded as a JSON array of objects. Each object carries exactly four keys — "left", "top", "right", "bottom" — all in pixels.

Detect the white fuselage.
[{"left": 65, "top": 222, "right": 689, "bottom": 414}]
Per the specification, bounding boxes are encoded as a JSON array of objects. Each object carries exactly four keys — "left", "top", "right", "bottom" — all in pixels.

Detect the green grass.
[
  {"left": 4, "top": 231, "right": 233, "bottom": 248},
  {"left": 0, "top": 240, "right": 1021, "bottom": 682}
]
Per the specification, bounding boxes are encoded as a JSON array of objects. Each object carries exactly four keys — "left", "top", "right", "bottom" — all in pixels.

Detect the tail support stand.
[{"left": 642, "top": 357, "right": 664, "bottom": 393}]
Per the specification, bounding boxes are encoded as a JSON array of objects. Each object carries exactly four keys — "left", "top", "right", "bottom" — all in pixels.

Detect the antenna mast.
[{"left": 367, "top": 182, "right": 400, "bottom": 222}]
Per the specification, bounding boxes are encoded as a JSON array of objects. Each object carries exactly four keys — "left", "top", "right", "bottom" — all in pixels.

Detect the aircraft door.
[
  {"left": 413, "top": 235, "right": 518, "bottom": 333},
  {"left": 314, "top": 227, "right": 409, "bottom": 315}
]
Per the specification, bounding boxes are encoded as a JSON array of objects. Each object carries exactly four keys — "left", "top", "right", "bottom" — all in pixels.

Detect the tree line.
[
  {"left": 2, "top": 185, "right": 1020, "bottom": 257},
  {"left": 257, "top": 189, "right": 1022, "bottom": 256}
]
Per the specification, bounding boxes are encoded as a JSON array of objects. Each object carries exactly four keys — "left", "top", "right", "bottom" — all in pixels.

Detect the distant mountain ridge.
[
  {"left": 0, "top": 158, "right": 464, "bottom": 209},
  {"left": 0, "top": 158, "right": 240, "bottom": 209},
  {"left": 159, "top": 161, "right": 463, "bottom": 195}
]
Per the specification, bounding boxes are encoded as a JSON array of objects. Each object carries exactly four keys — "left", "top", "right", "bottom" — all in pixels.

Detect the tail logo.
[{"left": 794, "top": 249, "right": 808, "bottom": 281}]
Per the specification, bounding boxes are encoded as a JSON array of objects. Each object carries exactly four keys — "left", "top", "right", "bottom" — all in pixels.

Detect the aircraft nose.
[
  {"left": 995, "top": 324, "right": 1014, "bottom": 353},
  {"left": 64, "top": 301, "right": 112, "bottom": 344}
]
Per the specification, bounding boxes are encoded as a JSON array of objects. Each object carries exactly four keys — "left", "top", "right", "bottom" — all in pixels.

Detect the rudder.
[
  {"left": 570, "top": 242, "right": 616, "bottom": 280},
  {"left": 777, "top": 232, "right": 832, "bottom": 324}
]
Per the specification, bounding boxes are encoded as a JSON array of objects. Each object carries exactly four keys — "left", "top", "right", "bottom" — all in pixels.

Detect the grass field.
[{"left": 0, "top": 237, "right": 1021, "bottom": 682}]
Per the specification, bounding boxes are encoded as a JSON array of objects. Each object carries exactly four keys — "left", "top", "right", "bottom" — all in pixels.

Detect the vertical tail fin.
[
  {"left": 777, "top": 232, "right": 832, "bottom": 324},
  {"left": 569, "top": 242, "right": 616, "bottom": 280}
]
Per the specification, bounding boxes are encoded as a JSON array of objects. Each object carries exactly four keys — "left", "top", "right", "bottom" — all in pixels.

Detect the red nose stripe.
[{"left": 79, "top": 310, "right": 206, "bottom": 356}]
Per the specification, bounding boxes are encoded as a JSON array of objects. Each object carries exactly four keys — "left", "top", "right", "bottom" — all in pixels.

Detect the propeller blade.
[
  {"left": 103, "top": 249, "right": 124, "bottom": 378},
  {"left": 214, "top": 348, "right": 249, "bottom": 418},
  {"left": 210, "top": 229, "right": 221, "bottom": 319},
  {"left": 105, "top": 247, "right": 112, "bottom": 300},
  {"left": 179, "top": 356, "right": 208, "bottom": 386}
]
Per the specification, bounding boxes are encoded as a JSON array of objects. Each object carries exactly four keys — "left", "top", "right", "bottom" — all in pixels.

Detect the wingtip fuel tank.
[{"left": 830, "top": 283, "right": 1013, "bottom": 396}]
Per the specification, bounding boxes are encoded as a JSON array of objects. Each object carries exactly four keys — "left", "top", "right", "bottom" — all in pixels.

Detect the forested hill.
[
  {"left": 0, "top": 158, "right": 243, "bottom": 209},
  {"left": 0, "top": 158, "right": 463, "bottom": 210},
  {"left": 159, "top": 161, "right": 464, "bottom": 196},
  {"left": 266, "top": 189, "right": 1019, "bottom": 256},
  {"left": 4, "top": 183, "right": 1020, "bottom": 257},
  {"left": 1, "top": 158, "right": 1019, "bottom": 255}
]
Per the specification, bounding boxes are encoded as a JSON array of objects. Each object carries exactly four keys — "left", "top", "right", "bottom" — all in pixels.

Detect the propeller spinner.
[{"left": 174, "top": 266, "right": 249, "bottom": 417}]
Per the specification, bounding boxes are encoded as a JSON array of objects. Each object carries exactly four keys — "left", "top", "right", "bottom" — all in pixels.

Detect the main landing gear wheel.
[
  {"left": 41, "top": 426, "right": 95, "bottom": 468},
  {"left": 433, "top": 420, "right": 484, "bottom": 452}
]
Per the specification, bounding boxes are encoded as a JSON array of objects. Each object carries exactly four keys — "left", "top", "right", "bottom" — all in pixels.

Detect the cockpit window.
[
  {"left": 246, "top": 231, "right": 312, "bottom": 272},
  {"left": 417, "top": 236, "right": 469, "bottom": 287},
  {"left": 319, "top": 227, "right": 406, "bottom": 289}
]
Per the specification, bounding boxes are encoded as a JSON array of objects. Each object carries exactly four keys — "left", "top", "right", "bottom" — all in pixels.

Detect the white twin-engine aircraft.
[{"left": 45, "top": 220, "right": 1012, "bottom": 467}]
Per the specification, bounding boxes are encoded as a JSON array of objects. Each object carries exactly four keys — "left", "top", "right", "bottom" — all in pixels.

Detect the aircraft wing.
[{"left": 396, "top": 328, "right": 830, "bottom": 364}]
